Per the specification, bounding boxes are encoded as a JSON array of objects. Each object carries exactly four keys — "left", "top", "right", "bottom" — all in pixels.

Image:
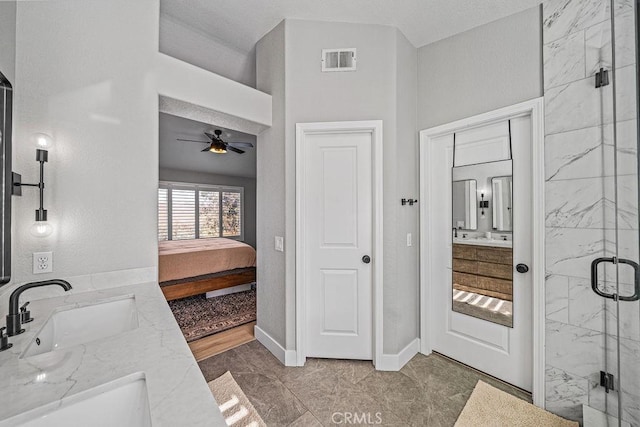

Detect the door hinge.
[
  {"left": 600, "top": 370, "right": 615, "bottom": 393},
  {"left": 595, "top": 68, "right": 610, "bottom": 88}
]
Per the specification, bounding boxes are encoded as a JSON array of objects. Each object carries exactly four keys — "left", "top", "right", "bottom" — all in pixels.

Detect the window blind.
[{"left": 158, "top": 182, "right": 243, "bottom": 242}]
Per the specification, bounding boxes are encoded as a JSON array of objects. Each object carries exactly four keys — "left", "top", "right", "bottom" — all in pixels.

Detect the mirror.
[
  {"left": 452, "top": 180, "right": 477, "bottom": 230},
  {"left": 0, "top": 71, "right": 12, "bottom": 285},
  {"left": 492, "top": 176, "right": 512, "bottom": 232},
  {"left": 451, "top": 160, "right": 513, "bottom": 327}
]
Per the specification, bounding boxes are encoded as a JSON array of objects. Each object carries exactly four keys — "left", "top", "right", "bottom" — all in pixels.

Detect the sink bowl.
[
  {"left": 0, "top": 373, "right": 151, "bottom": 427},
  {"left": 21, "top": 295, "right": 138, "bottom": 358}
]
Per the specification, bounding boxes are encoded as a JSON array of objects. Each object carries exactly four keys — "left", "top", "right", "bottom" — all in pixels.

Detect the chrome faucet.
[{"left": 6, "top": 279, "right": 72, "bottom": 336}]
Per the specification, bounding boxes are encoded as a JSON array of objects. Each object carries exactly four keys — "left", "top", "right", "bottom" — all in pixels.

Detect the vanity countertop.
[
  {"left": 453, "top": 237, "right": 512, "bottom": 248},
  {"left": 0, "top": 282, "right": 226, "bottom": 426}
]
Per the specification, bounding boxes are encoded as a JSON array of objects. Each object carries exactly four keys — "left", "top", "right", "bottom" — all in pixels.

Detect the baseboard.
[
  {"left": 206, "top": 283, "right": 253, "bottom": 298},
  {"left": 376, "top": 338, "right": 420, "bottom": 371},
  {"left": 254, "top": 325, "right": 297, "bottom": 366}
]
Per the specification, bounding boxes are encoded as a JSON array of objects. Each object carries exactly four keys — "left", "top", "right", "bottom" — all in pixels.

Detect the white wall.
[
  {"left": 0, "top": 1, "right": 16, "bottom": 84},
  {"left": 159, "top": 168, "right": 257, "bottom": 248},
  {"left": 4, "top": 0, "right": 271, "bottom": 304},
  {"left": 257, "top": 19, "right": 420, "bottom": 355},
  {"left": 10, "top": 0, "right": 160, "bottom": 288},
  {"left": 418, "top": 6, "right": 543, "bottom": 129},
  {"left": 159, "top": 14, "right": 256, "bottom": 88}
]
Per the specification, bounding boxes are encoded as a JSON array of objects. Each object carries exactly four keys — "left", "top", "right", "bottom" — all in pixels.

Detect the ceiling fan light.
[{"left": 209, "top": 143, "right": 227, "bottom": 154}]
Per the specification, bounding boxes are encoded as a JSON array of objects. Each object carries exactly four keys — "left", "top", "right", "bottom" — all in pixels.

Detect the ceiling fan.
[{"left": 177, "top": 129, "right": 254, "bottom": 154}]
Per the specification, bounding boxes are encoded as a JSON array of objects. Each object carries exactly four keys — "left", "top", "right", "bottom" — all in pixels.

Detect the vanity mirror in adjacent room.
[
  {"left": 452, "top": 179, "right": 477, "bottom": 231},
  {"left": 451, "top": 160, "right": 514, "bottom": 327}
]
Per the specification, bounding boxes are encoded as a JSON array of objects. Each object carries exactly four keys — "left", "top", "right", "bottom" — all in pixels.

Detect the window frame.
[{"left": 159, "top": 181, "right": 245, "bottom": 242}]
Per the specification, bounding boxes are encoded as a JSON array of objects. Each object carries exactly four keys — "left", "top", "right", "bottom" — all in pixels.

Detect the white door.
[
  {"left": 427, "top": 116, "right": 533, "bottom": 391},
  {"left": 301, "top": 130, "right": 373, "bottom": 360}
]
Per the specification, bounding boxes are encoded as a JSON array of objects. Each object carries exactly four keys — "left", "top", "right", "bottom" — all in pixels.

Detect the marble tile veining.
[
  {"left": 585, "top": 12, "right": 637, "bottom": 75},
  {"left": 546, "top": 320, "right": 605, "bottom": 378},
  {"left": 544, "top": 30, "right": 586, "bottom": 90},
  {"left": 546, "top": 275, "right": 570, "bottom": 323},
  {"left": 545, "top": 77, "right": 605, "bottom": 135},
  {"left": 545, "top": 126, "right": 607, "bottom": 181},
  {"left": 546, "top": 227, "right": 607, "bottom": 278},
  {"left": 543, "top": 0, "right": 608, "bottom": 43},
  {"left": 545, "top": 365, "right": 589, "bottom": 421},
  {"left": 545, "top": 177, "right": 608, "bottom": 228},
  {"left": 0, "top": 283, "right": 225, "bottom": 426}
]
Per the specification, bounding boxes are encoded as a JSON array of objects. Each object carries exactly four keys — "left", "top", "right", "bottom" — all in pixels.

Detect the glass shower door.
[{"left": 592, "top": 0, "right": 640, "bottom": 424}]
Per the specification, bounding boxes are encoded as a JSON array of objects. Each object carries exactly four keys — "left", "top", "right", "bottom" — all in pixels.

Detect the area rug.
[
  {"left": 455, "top": 381, "right": 578, "bottom": 427},
  {"left": 209, "top": 371, "right": 266, "bottom": 427},
  {"left": 168, "top": 289, "right": 256, "bottom": 342}
]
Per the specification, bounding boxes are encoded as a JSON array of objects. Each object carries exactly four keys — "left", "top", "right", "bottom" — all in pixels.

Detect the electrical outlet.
[
  {"left": 275, "top": 236, "right": 284, "bottom": 252},
  {"left": 407, "top": 233, "right": 412, "bottom": 247},
  {"left": 33, "top": 251, "right": 53, "bottom": 274}
]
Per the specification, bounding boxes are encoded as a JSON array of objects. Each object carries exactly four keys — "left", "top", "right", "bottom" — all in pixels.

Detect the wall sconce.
[
  {"left": 12, "top": 133, "right": 54, "bottom": 237},
  {"left": 479, "top": 193, "right": 489, "bottom": 219}
]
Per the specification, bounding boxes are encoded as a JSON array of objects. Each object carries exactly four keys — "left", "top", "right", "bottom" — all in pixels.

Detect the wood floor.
[{"left": 188, "top": 321, "right": 256, "bottom": 362}]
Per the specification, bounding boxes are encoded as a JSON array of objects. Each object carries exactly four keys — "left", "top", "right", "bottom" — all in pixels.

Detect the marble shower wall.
[{"left": 543, "top": 0, "right": 639, "bottom": 424}]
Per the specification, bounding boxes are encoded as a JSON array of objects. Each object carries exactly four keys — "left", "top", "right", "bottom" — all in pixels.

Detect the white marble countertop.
[
  {"left": 453, "top": 237, "right": 512, "bottom": 248},
  {"left": 0, "top": 282, "right": 226, "bottom": 426}
]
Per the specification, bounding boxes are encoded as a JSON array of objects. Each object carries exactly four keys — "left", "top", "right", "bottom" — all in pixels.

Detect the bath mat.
[
  {"left": 455, "top": 381, "right": 578, "bottom": 427},
  {"left": 168, "top": 288, "right": 256, "bottom": 342},
  {"left": 209, "top": 371, "right": 266, "bottom": 427}
]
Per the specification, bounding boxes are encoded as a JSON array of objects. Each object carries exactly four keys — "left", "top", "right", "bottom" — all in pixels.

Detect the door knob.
[
  {"left": 516, "top": 264, "right": 529, "bottom": 273},
  {"left": 362, "top": 255, "right": 371, "bottom": 264}
]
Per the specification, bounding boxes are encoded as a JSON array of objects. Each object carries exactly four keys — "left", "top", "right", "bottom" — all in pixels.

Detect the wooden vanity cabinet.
[{"left": 452, "top": 244, "right": 513, "bottom": 301}]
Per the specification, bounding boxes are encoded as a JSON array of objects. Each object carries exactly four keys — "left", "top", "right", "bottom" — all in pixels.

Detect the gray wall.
[
  {"left": 159, "top": 14, "right": 256, "bottom": 87},
  {"left": 0, "top": 1, "right": 16, "bottom": 83},
  {"left": 417, "top": 6, "right": 543, "bottom": 129},
  {"left": 159, "top": 168, "right": 257, "bottom": 248},
  {"left": 390, "top": 29, "right": 419, "bottom": 353},
  {"left": 256, "top": 21, "right": 287, "bottom": 347},
  {"left": 257, "top": 19, "right": 420, "bottom": 355}
]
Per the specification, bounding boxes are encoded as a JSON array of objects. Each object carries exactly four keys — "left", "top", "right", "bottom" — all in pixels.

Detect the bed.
[{"left": 158, "top": 238, "right": 256, "bottom": 301}]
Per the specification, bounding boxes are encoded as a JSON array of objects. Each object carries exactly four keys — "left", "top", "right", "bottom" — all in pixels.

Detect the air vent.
[{"left": 321, "top": 48, "right": 356, "bottom": 72}]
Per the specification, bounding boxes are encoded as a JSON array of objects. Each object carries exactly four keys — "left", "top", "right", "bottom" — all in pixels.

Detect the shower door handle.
[
  {"left": 591, "top": 257, "right": 616, "bottom": 300},
  {"left": 590, "top": 257, "right": 640, "bottom": 302},
  {"left": 618, "top": 258, "right": 640, "bottom": 302}
]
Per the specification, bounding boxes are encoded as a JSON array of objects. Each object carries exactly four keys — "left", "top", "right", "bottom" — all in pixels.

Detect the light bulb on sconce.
[
  {"left": 12, "top": 133, "right": 56, "bottom": 238},
  {"left": 30, "top": 221, "right": 53, "bottom": 238},
  {"left": 31, "top": 132, "right": 54, "bottom": 150}
]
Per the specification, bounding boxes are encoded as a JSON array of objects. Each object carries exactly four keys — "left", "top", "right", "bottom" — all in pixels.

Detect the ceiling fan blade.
[
  {"left": 177, "top": 138, "right": 209, "bottom": 143},
  {"left": 227, "top": 142, "right": 254, "bottom": 148},
  {"left": 227, "top": 146, "right": 245, "bottom": 154},
  {"left": 201, "top": 146, "right": 212, "bottom": 152},
  {"left": 204, "top": 131, "right": 218, "bottom": 141}
]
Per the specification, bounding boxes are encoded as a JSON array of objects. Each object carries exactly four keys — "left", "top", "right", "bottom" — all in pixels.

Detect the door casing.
[
  {"left": 295, "top": 120, "right": 384, "bottom": 367},
  {"left": 419, "top": 98, "right": 545, "bottom": 406}
]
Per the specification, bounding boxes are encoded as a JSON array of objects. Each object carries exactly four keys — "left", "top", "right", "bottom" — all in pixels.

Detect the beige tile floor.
[{"left": 199, "top": 340, "right": 531, "bottom": 426}]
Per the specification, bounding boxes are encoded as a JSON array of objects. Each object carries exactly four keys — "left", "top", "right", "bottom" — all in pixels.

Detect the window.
[{"left": 158, "top": 182, "right": 243, "bottom": 241}]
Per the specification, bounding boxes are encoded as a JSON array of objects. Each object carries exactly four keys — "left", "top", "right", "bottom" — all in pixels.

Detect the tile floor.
[{"left": 199, "top": 340, "right": 531, "bottom": 426}]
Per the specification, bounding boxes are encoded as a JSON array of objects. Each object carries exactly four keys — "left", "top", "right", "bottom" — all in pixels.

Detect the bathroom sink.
[
  {"left": 0, "top": 373, "right": 151, "bottom": 427},
  {"left": 21, "top": 295, "right": 138, "bottom": 358},
  {"left": 453, "top": 237, "right": 512, "bottom": 248}
]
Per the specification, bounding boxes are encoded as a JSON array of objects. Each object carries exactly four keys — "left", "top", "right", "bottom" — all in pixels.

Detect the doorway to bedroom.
[{"left": 157, "top": 112, "right": 258, "bottom": 361}]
